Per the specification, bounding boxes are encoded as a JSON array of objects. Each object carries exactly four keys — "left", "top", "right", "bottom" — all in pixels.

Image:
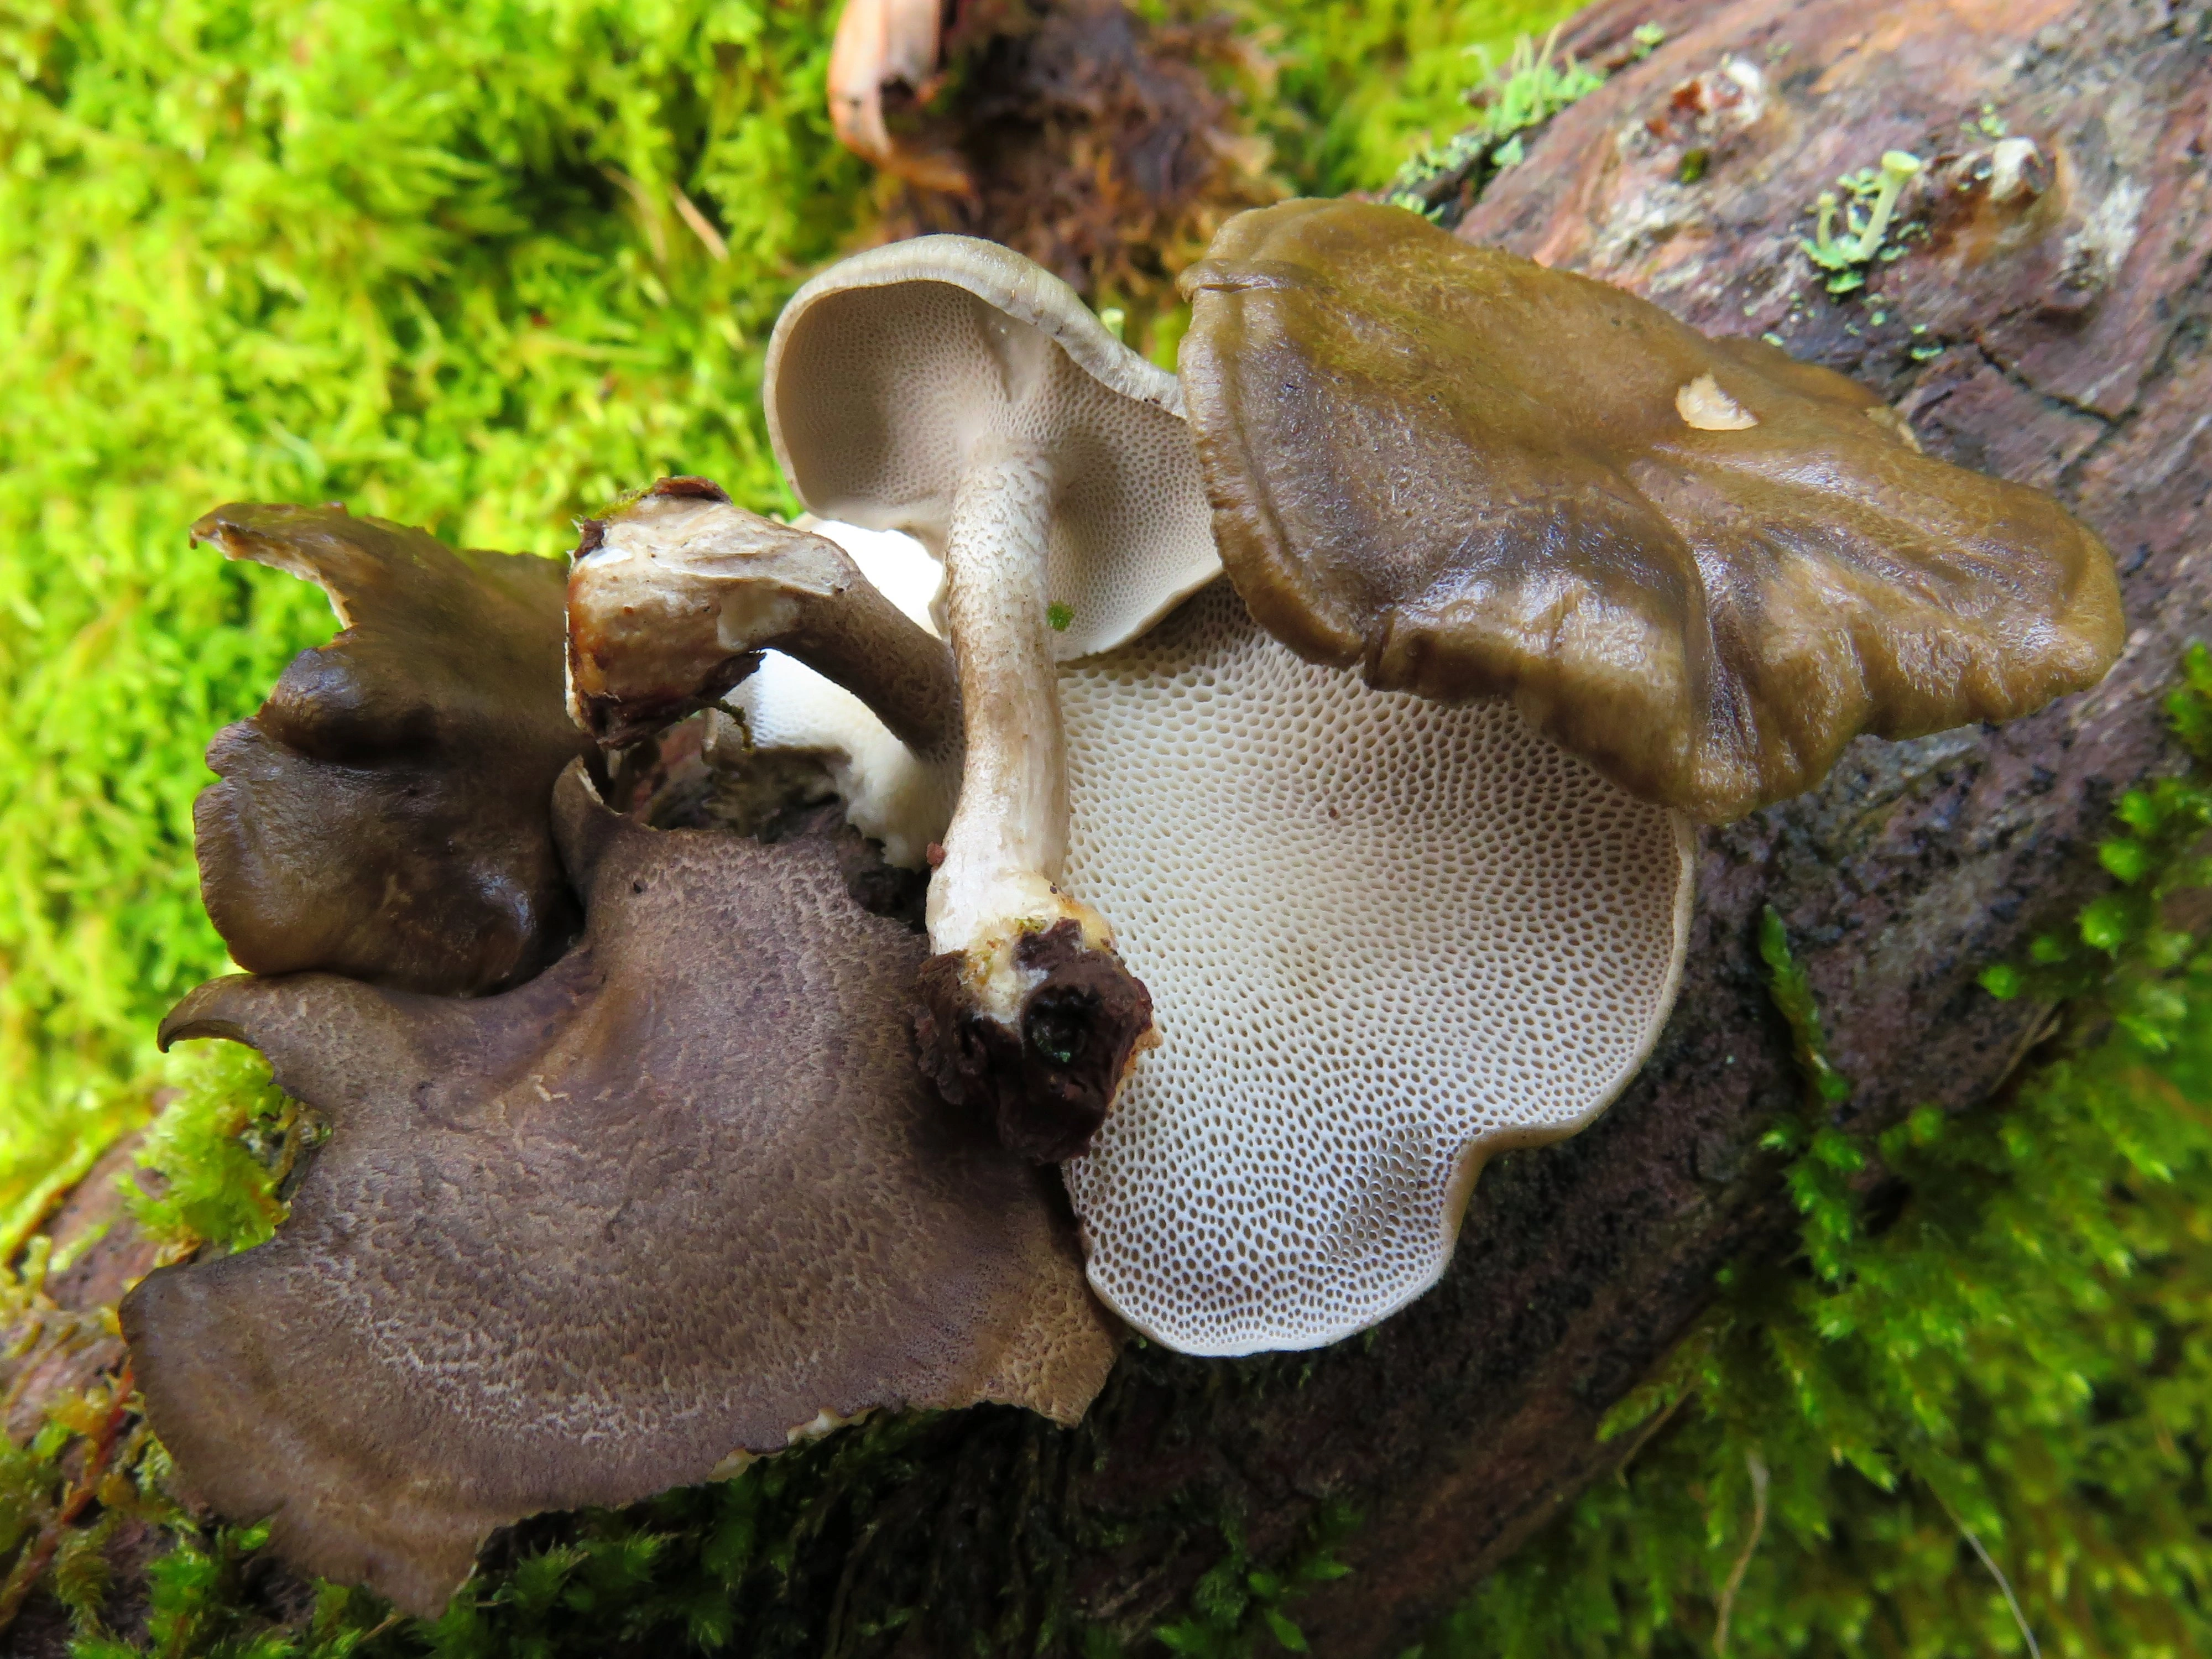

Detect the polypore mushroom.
[
  {"left": 190, "top": 502, "right": 597, "bottom": 994},
  {"left": 1056, "top": 581, "right": 1691, "bottom": 1352},
  {"left": 721, "top": 523, "right": 1694, "bottom": 1354},
  {"left": 124, "top": 764, "right": 1117, "bottom": 1618},
  {"left": 1176, "top": 199, "right": 2125, "bottom": 822},
  {"left": 763, "top": 236, "right": 1220, "bottom": 1158}
]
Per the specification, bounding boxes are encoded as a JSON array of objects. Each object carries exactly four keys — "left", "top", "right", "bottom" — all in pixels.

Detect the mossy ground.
[{"left": 4, "top": 2, "right": 2209, "bottom": 1654}]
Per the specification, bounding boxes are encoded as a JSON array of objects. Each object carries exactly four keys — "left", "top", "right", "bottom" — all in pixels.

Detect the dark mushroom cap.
[
  {"left": 124, "top": 765, "right": 1117, "bottom": 1619},
  {"left": 1177, "top": 200, "right": 2125, "bottom": 822},
  {"left": 190, "top": 503, "right": 597, "bottom": 993}
]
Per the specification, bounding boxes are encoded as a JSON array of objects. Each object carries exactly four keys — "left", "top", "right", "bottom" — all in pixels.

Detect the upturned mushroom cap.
[
  {"left": 190, "top": 502, "right": 597, "bottom": 994},
  {"left": 766, "top": 238, "right": 1212, "bottom": 1162},
  {"left": 1058, "top": 582, "right": 1692, "bottom": 1354},
  {"left": 1177, "top": 199, "right": 2125, "bottom": 823},
  {"left": 124, "top": 764, "right": 1117, "bottom": 1619},
  {"left": 722, "top": 530, "right": 1694, "bottom": 1355},
  {"left": 765, "top": 233, "right": 1218, "bottom": 661}
]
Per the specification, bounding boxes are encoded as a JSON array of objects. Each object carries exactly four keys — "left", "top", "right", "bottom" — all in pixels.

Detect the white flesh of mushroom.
[{"left": 734, "top": 519, "right": 953, "bottom": 869}]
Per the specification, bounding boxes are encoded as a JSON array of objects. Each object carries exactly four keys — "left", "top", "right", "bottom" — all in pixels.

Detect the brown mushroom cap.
[
  {"left": 124, "top": 764, "right": 1117, "bottom": 1619},
  {"left": 190, "top": 502, "right": 597, "bottom": 993},
  {"left": 1177, "top": 200, "right": 2125, "bottom": 822}
]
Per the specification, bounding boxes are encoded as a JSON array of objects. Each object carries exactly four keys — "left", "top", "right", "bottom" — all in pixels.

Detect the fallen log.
[{"left": 7, "top": 2, "right": 2207, "bottom": 1650}]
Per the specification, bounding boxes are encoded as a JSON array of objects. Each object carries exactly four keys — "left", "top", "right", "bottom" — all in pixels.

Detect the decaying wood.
[
  {"left": 871, "top": 0, "right": 1276, "bottom": 306},
  {"left": 7, "top": 2, "right": 2209, "bottom": 1651}
]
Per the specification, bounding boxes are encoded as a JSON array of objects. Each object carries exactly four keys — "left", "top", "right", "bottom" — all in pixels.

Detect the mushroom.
[
  {"left": 719, "top": 524, "right": 1694, "bottom": 1355},
  {"left": 124, "top": 763, "right": 1118, "bottom": 1618},
  {"left": 763, "top": 236, "right": 1220, "bottom": 1157},
  {"left": 189, "top": 502, "right": 597, "bottom": 994},
  {"left": 566, "top": 477, "right": 961, "bottom": 870},
  {"left": 1056, "top": 580, "right": 1691, "bottom": 1353},
  {"left": 1175, "top": 199, "right": 2125, "bottom": 822}
]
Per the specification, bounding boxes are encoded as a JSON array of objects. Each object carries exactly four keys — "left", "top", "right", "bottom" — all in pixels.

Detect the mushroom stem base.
[{"left": 911, "top": 920, "right": 1155, "bottom": 1162}]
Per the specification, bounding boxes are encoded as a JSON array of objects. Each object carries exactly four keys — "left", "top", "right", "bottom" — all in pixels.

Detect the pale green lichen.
[
  {"left": 1380, "top": 24, "right": 1606, "bottom": 220},
  {"left": 1801, "top": 150, "right": 1924, "bottom": 295}
]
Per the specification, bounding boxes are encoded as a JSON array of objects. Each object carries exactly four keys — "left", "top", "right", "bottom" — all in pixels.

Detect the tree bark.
[{"left": 7, "top": 3, "right": 2209, "bottom": 1652}]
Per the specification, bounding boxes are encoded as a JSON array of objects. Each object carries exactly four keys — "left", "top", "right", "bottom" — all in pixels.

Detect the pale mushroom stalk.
[
  {"left": 927, "top": 441, "right": 1115, "bottom": 1027},
  {"left": 764, "top": 236, "right": 1220, "bottom": 1161},
  {"left": 567, "top": 478, "right": 959, "bottom": 768}
]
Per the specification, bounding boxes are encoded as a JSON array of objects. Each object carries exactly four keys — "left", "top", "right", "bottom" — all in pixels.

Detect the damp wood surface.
[{"left": 7, "top": 1, "right": 2210, "bottom": 1652}]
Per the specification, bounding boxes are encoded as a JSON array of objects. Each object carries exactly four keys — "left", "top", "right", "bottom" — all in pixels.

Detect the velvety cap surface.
[
  {"left": 1178, "top": 200, "right": 2125, "bottom": 822},
  {"left": 126, "top": 766, "right": 1116, "bottom": 1617}
]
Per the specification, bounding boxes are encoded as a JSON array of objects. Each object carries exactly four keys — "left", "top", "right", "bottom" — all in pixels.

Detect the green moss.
[
  {"left": 0, "top": 0, "right": 877, "bottom": 1224},
  {"left": 12, "top": 3, "right": 2212, "bottom": 1654},
  {"left": 1379, "top": 23, "right": 1606, "bottom": 217},
  {"left": 1153, "top": 1501, "right": 1358, "bottom": 1657},
  {"left": 1228, "top": 0, "right": 1590, "bottom": 196},
  {"left": 131, "top": 1041, "right": 315, "bottom": 1261}
]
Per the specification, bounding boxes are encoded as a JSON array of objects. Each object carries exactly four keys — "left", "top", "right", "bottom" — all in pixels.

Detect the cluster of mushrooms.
[{"left": 119, "top": 200, "right": 2121, "bottom": 1615}]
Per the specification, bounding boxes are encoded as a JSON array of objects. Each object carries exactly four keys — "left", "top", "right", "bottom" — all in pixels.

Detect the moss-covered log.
[
  {"left": 1055, "top": 1, "right": 2212, "bottom": 1650},
  {"left": 7, "top": 1, "right": 2211, "bottom": 1652}
]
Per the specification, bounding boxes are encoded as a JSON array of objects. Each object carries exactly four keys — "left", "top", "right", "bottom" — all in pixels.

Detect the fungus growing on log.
[
  {"left": 1177, "top": 199, "right": 2126, "bottom": 822},
  {"left": 764, "top": 235, "right": 1219, "bottom": 1159},
  {"left": 733, "top": 536, "right": 1693, "bottom": 1355},
  {"left": 709, "top": 500, "right": 1693, "bottom": 1353},
  {"left": 126, "top": 764, "right": 1117, "bottom": 1619},
  {"left": 189, "top": 502, "right": 597, "bottom": 995}
]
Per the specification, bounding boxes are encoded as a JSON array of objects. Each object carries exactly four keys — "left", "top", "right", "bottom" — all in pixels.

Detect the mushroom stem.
[
  {"left": 928, "top": 442, "right": 1072, "bottom": 951},
  {"left": 566, "top": 483, "right": 959, "bottom": 757},
  {"left": 915, "top": 439, "right": 1156, "bottom": 1164}
]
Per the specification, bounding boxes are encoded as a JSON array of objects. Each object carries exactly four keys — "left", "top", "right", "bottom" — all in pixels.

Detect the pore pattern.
[{"left": 1059, "top": 580, "right": 1692, "bottom": 1355}]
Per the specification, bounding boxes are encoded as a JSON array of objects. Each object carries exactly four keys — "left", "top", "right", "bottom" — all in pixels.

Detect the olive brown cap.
[
  {"left": 1177, "top": 200, "right": 2125, "bottom": 823},
  {"left": 126, "top": 765, "right": 1117, "bottom": 1619}
]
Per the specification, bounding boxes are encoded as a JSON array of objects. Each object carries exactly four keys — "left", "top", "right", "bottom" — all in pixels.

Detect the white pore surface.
[
  {"left": 768, "top": 262, "right": 1219, "bottom": 660},
  {"left": 736, "top": 520, "right": 953, "bottom": 869},
  {"left": 1058, "top": 581, "right": 1693, "bottom": 1356}
]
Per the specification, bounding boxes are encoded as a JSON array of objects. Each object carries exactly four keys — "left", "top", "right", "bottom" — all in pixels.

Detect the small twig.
[
  {"left": 1613, "top": 1388, "right": 1691, "bottom": 1483},
  {"left": 670, "top": 186, "right": 729, "bottom": 263},
  {"left": 0, "top": 1360, "right": 138, "bottom": 1635},
  {"left": 601, "top": 166, "right": 669, "bottom": 264},
  {"left": 1929, "top": 1488, "right": 2041, "bottom": 1658},
  {"left": 1712, "top": 1449, "right": 1769, "bottom": 1657}
]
